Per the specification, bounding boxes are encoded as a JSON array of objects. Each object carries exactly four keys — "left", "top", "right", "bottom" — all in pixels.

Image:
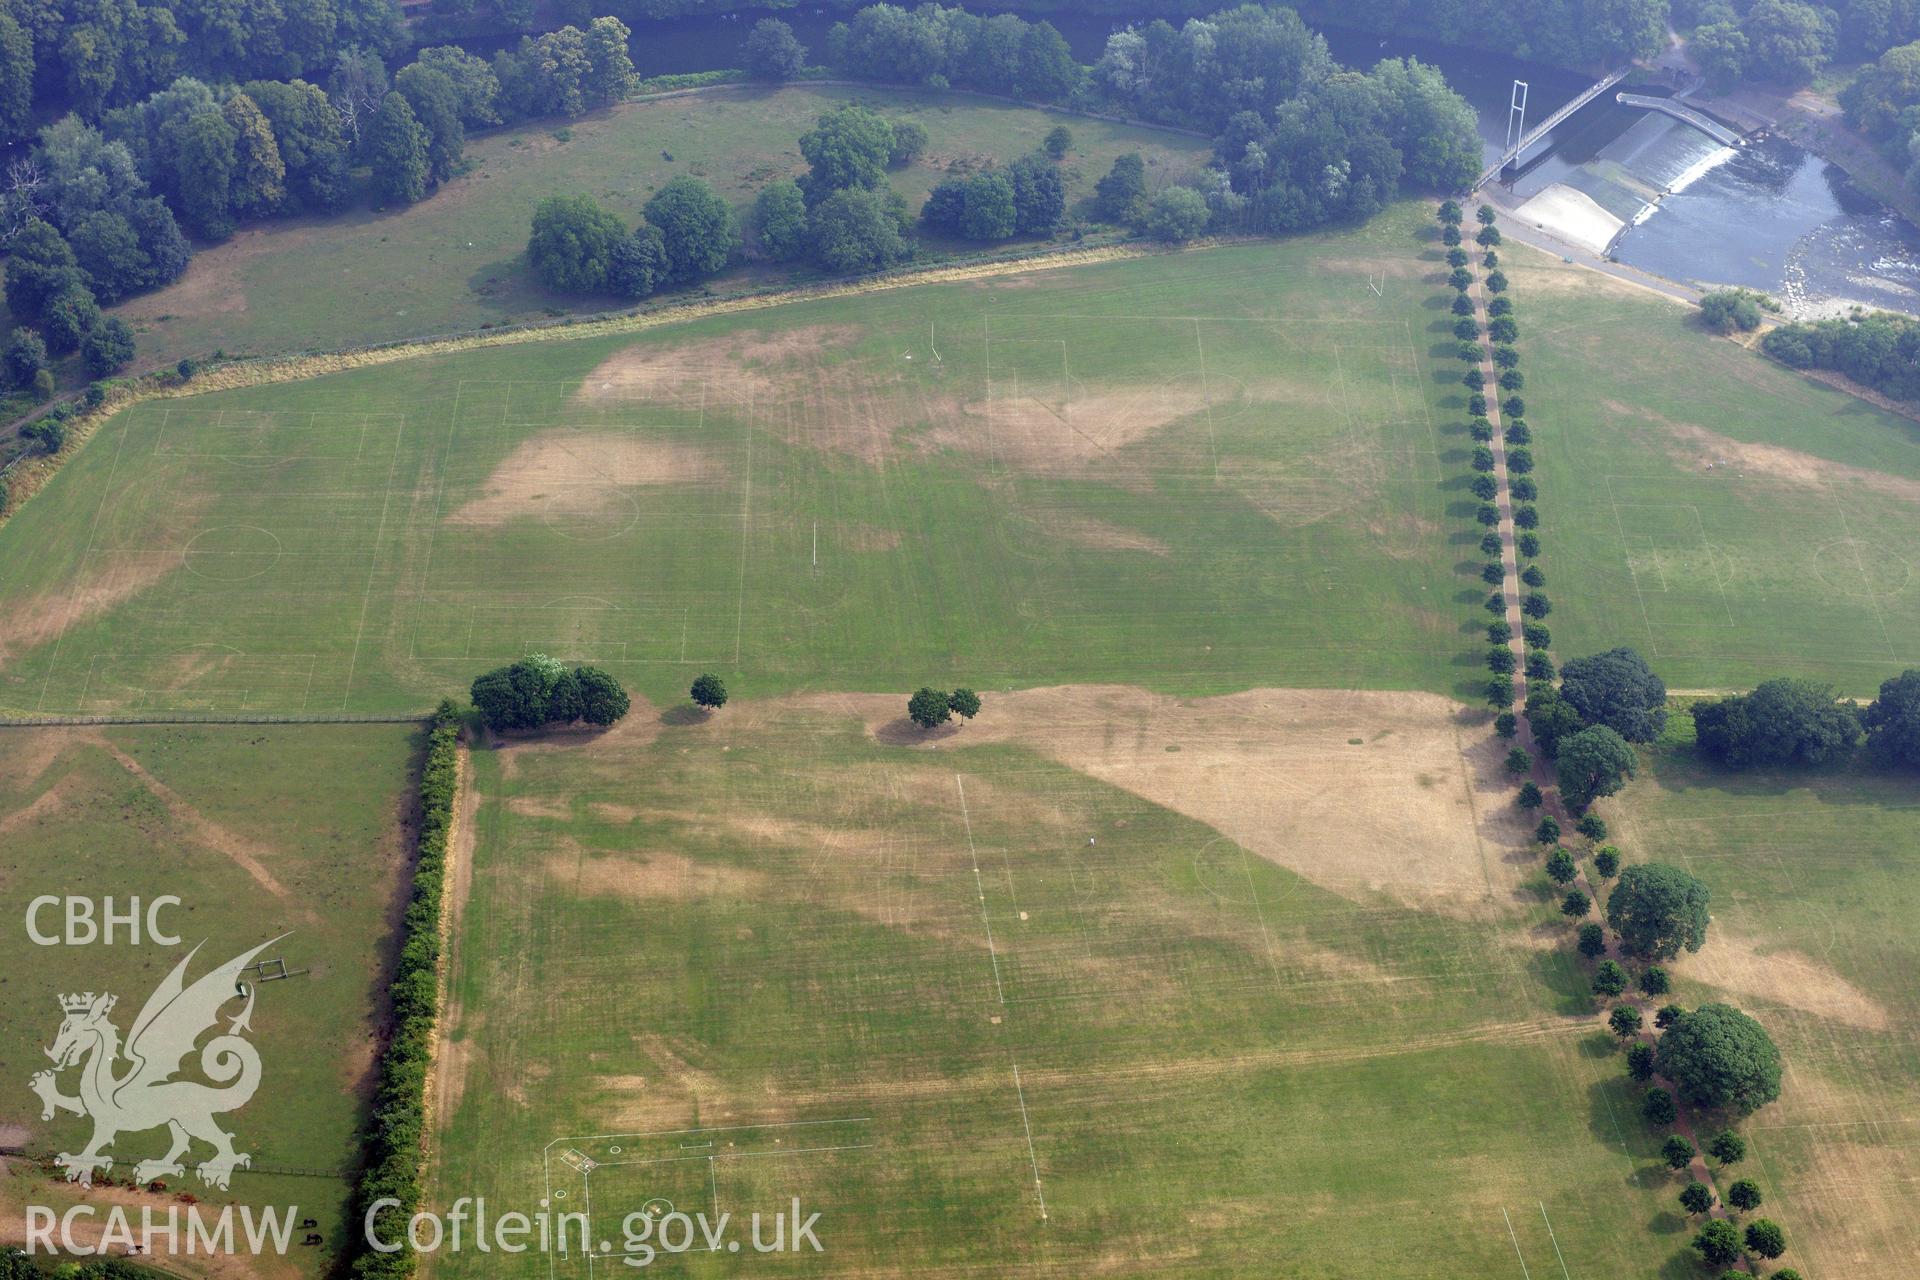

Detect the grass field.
[
  {"left": 0, "top": 722, "right": 418, "bottom": 1276},
  {"left": 1607, "top": 726, "right": 1920, "bottom": 1276},
  {"left": 427, "top": 690, "right": 1702, "bottom": 1278},
  {"left": 1509, "top": 248, "right": 1920, "bottom": 695},
  {"left": 68, "top": 85, "right": 1209, "bottom": 372},
  {"left": 0, "top": 213, "right": 1472, "bottom": 717}
]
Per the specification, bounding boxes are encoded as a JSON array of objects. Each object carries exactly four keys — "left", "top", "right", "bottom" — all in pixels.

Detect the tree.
[
  {"left": 744, "top": 18, "right": 807, "bottom": 81},
  {"left": 1744, "top": 1218, "right": 1786, "bottom": 1259},
  {"left": 1576, "top": 922, "right": 1605, "bottom": 958},
  {"left": 888, "top": 121, "right": 927, "bottom": 167},
  {"left": 1679, "top": 1182, "right": 1714, "bottom": 1215},
  {"left": 1864, "top": 668, "right": 1920, "bottom": 768},
  {"left": 126, "top": 199, "right": 189, "bottom": 290},
  {"left": 3, "top": 327, "right": 48, "bottom": 390},
  {"left": 1693, "top": 21, "right": 1750, "bottom": 93},
  {"left": 1608, "top": 863, "right": 1711, "bottom": 960},
  {"left": 0, "top": 7, "right": 29, "bottom": 149},
  {"left": 412, "top": 47, "right": 503, "bottom": 128},
  {"left": 368, "top": 92, "right": 429, "bottom": 206},
  {"left": 1503, "top": 744, "right": 1531, "bottom": 774},
  {"left": 1644, "top": 1085, "right": 1677, "bottom": 1125},
  {"left": 1560, "top": 648, "right": 1667, "bottom": 742},
  {"left": 69, "top": 210, "right": 147, "bottom": 302},
  {"left": 1709, "top": 1131, "right": 1748, "bottom": 1166},
  {"left": 1486, "top": 270, "right": 1509, "bottom": 292},
  {"left": 395, "top": 64, "right": 465, "bottom": 186},
  {"left": 1095, "top": 152, "right": 1146, "bottom": 224},
  {"left": 1007, "top": 153, "right": 1064, "bottom": 234},
  {"left": 754, "top": 180, "right": 809, "bottom": 261},
  {"left": 1517, "top": 781, "right": 1543, "bottom": 809},
  {"left": 1438, "top": 200, "right": 1462, "bottom": 225},
  {"left": 1561, "top": 889, "right": 1590, "bottom": 917},
  {"left": 1043, "top": 125, "right": 1073, "bottom": 159},
  {"left": 470, "top": 654, "right": 563, "bottom": 731},
  {"left": 4, "top": 219, "right": 83, "bottom": 322},
  {"left": 1691, "top": 1219, "right": 1741, "bottom": 1268},
  {"left": 1525, "top": 684, "right": 1585, "bottom": 758},
  {"left": 1726, "top": 1178, "right": 1762, "bottom": 1212},
  {"left": 81, "top": 316, "right": 135, "bottom": 376},
  {"left": 1140, "top": 187, "right": 1209, "bottom": 243},
  {"left": 584, "top": 17, "right": 638, "bottom": 107},
  {"left": 645, "top": 177, "right": 737, "bottom": 284},
  {"left": 1593, "top": 959, "right": 1628, "bottom": 997},
  {"left": 800, "top": 104, "right": 897, "bottom": 197},
  {"left": 1626, "top": 1041, "right": 1656, "bottom": 1080},
  {"left": 908, "top": 686, "right": 951, "bottom": 729},
  {"left": 1495, "top": 711, "right": 1517, "bottom": 738},
  {"left": 1662, "top": 1134, "right": 1696, "bottom": 1169},
  {"left": 1699, "top": 289, "right": 1763, "bottom": 333},
  {"left": 1656, "top": 1003, "right": 1685, "bottom": 1029},
  {"left": 1656, "top": 1003, "right": 1783, "bottom": 1114},
  {"left": 1555, "top": 725, "right": 1636, "bottom": 810},
  {"left": 576, "top": 669, "right": 628, "bottom": 725},
  {"left": 1522, "top": 592, "right": 1551, "bottom": 619},
  {"left": 690, "top": 673, "right": 728, "bottom": 710},
  {"left": 607, "top": 225, "right": 666, "bottom": 299},
  {"left": 41, "top": 283, "right": 101, "bottom": 355},
  {"left": 807, "top": 186, "right": 910, "bottom": 273},
  {"left": 1535, "top": 815, "right": 1560, "bottom": 844},
  {"left": 949, "top": 688, "right": 981, "bottom": 720},
  {"left": 1693, "top": 678, "right": 1863, "bottom": 768},
  {"left": 221, "top": 94, "right": 286, "bottom": 220},
  {"left": 958, "top": 172, "right": 1017, "bottom": 240},
  {"left": 1745, "top": 0, "right": 1833, "bottom": 85},
  {"left": 169, "top": 109, "right": 239, "bottom": 239},
  {"left": 1545, "top": 847, "right": 1577, "bottom": 883},
  {"left": 1576, "top": 814, "right": 1606, "bottom": 841},
  {"left": 1449, "top": 267, "right": 1472, "bottom": 291},
  {"left": 1610, "top": 1005, "right": 1643, "bottom": 1038},
  {"left": 528, "top": 195, "right": 625, "bottom": 294}
]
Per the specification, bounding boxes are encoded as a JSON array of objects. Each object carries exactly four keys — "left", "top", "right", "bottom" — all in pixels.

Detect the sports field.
[
  {"left": 0, "top": 722, "right": 418, "bottom": 1275},
  {"left": 81, "top": 85, "right": 1210, "bottom": 371},
  {"left": 1611, "top": 726, "right": 1920, "bottom": 1275},
  {"left": 1509, "top": 250, "right": 1920, "bottom": 695},
  {"left": 428, "top": 689, "right": 1695, "bottom": 1277},
  {"left": 0, "top": 214, "right": 1469, "bottom": 717}
]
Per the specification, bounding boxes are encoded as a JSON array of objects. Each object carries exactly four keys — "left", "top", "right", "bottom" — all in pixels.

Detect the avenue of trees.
[{"left": 469, "top": 653, "right": 630, "bottom": 731}]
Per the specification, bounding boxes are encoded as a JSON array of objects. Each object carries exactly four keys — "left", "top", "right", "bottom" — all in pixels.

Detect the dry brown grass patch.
[
  {"left": 1685, "top": 932, "right": 1892, "bottom": 1030},
  {"left": 553, "top": 848, "right": 767, "bottom": 902},
  {"left": 446, "top": 430, "right": 724, "bottom": 527}
]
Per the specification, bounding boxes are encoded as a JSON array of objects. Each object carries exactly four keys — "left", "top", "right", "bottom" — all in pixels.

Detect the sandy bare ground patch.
[
  {"left": 0, "top": 552, "right": 181, "bottom": 667},
  {"left": 573, "top": 324, "right": 859, "bottom": 409},
  {"left": 946, "top": 383, "right": 1212, "bottom": 475},
  {"left": 1031, "top": 511, "right": 1171, "bottom": 555},
  {"left": 549, "top": 847, "right": 767, "bottom": 901},
  {"left": 0, "top": 775, "right": 82, "bottom": 836},
  {"left": 445, "top": 431, "right": 725, "bottom": 527},
  {"left": 1611, "top": 403, "right": 1920, "bottom": 503},
  {"left": 1684, "top": 932, "right": 1891, "bottom": 1030},
  {"left": 770, "top": 686, "right": 1524, "bottom": 911}
]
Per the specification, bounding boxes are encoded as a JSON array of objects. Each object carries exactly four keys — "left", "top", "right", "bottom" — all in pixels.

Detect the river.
[{"left": 560, "top": 6, "right": 1920, "bottom": 316}]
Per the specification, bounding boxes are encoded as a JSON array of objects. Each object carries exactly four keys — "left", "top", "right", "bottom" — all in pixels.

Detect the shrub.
[
  {"left": 3, "top": 327, "right": 48, "bottom": 390},
  {"left": 1140, "top": 187, "right": 1210, "bottom": 243},
  {"left": 1043, "top": 125, "right": 1074, "bottom": 159},
  {"left": 81, "top": 317, "right": 136, "bottom": 376},
  {"left": 1699, "top": 288, "right": 1763, "bottom": 333}
]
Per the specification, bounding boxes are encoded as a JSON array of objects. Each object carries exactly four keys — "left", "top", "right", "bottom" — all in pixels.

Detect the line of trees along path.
[{"left": 1456, "top": 214, "right": 1764, "bottom": 1276}]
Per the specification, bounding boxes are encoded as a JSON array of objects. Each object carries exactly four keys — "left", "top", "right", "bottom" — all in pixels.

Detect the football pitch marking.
[
  {"left": 955, "top": 774, "right": 1007, "bottom": 1007},
  {"left": 1010, "top": 1061, "right": 1048, "bottom": 1221}
]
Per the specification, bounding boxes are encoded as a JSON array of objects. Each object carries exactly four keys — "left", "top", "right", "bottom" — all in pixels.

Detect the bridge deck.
[{"left": 1474, "top": 67, "right": 1631, "bottom": 190}]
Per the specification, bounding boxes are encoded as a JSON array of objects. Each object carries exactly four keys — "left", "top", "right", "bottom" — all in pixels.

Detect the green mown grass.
[
  {"left": 1508, "top": 249, "right": 1920, "bottom": 696},
  {"left": 76, "top": 85, "right": 1211, "bottom": 373},
  {"left": 0, "top": 723, "right": 418, "bottom": 1275},
  {"left": 429, "top": 705, "right": 1683, "bottom": 1277},
  {"left": 0, "top": 211, "right": 1475, "bottom": 716}
]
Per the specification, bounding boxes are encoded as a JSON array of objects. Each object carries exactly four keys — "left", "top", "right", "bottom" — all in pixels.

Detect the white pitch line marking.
[
  {"left": 1012, "top": 1062, "right": 1048, "bottom": 1221},
  {"left": 956, "top": 775, "right": 1006, "bottom": 1006}
]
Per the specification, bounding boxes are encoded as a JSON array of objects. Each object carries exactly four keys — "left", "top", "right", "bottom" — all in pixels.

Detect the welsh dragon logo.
[{"left": 28, "top": 938, "right": 283, "bottom": 1191}]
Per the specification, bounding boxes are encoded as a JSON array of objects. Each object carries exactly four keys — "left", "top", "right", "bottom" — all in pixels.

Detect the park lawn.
[
  {"left": 0, "top": 211, "right": 1476, "bottom": 717},
  {"left": 76, "top": 85, "right": 1212, "bottom": 372},
  {"left": 0, "top": 722, "right": 420, "bottom": 1277},
  {"left": 427, "top": 693, "right": 1684, "bottom": 1278},
  {"left": 1503, "top": 246, "right": 1920, "bottom": 697},
  {"left": 1600, "top": 727, "right": 1920, "bottom": 1278}
]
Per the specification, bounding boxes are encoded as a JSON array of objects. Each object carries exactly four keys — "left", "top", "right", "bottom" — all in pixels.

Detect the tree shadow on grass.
[
  {"left": 660, "top": 704, "right": 709, "bottom": 726},
  {"left": 874, "top": 717, "right": 962, "bottom": 748}
]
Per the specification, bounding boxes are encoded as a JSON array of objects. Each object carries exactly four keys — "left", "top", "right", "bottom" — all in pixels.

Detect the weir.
[{"left": 1613, "top": 93, "right": 1744, "bottom": 146}]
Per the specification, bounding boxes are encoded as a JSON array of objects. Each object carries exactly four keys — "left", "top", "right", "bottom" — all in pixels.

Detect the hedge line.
[{"left": 350, "top": 700, "right": 461, "bottom": 1279}]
